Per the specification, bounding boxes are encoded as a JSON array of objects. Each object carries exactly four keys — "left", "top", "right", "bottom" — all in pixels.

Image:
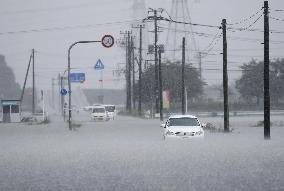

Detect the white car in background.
[
  {"left": 91, "top": 106, "right": 110, "bottom": 121},
  {"left": 161, "top": 115, "right": 205, "bottom": 140},
  {"left": 104, "top": 105, "right": 116, "bottom": 120}
]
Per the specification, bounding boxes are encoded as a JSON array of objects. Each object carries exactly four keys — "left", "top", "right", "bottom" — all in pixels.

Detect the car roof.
[
  {"left": 169, "top": 114, "right": 197, "bottom": 119},
  {"left": 92, "top": 106, "right": 105, "bottom": 109}
]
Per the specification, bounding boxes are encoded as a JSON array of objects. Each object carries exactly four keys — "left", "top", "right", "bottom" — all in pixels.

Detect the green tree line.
[
  {"left": 236, "top": 59, "right": 284, "bottom": 105},
  {"left": 134, "top": 58, "right": 284, "bottom": 109}
]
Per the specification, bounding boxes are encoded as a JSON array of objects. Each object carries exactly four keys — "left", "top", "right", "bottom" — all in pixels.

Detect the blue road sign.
[
  {"left": 94, "top": 59, "right": 104, "bottom": 70},
  {"left": 60, "top": 88, "right": 68, "bottom": 96},
  {"left": 70, "top": 73, "right": 85, "bottom": 82}
]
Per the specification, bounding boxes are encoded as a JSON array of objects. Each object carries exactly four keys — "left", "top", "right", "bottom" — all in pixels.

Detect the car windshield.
[
  {"left": 169, "top": 117, "right": 199, "bottom": 126},
  {"left": 92, "top": 108, "right": 105, "bottom": 113},
  {"left": 105, "top": 106, "right": 115, "bottom": 112}
]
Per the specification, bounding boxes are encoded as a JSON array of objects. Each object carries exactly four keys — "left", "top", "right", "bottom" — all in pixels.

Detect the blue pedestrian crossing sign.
[
  {"left": 60, "top": 88, "right": 68, "bottom": 96},
  {"left": 94, "top": 59, "right": 104, "bottom": 70}
]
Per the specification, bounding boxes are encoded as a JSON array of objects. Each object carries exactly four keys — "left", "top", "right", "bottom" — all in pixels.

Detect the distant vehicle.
[
  {"left": 161, "top": 115, "right": 205, "bottom": 140},
  {"left": 82, "top": 106, "right": 92, "bottom": 112},
  {"left": 83, "top": 105, "right": 100, "bottom": 112},
  {"left": 91, "top": 106, "right": 110, "bottom": 121},
  {"left": 93, "top": 103, "right": 103, "bottom": 106},
  {"left": 104, "top": 105, "right": 116, "bottom": 120}
]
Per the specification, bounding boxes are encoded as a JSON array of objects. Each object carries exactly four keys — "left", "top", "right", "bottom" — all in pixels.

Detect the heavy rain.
[{"left": 0, "top": 0, "right": 284, "bottom": 190}]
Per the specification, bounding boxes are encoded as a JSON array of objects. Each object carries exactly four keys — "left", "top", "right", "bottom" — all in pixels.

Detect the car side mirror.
[
  {"left": 160, "top": 123, "right": 166, "bottom": 128},
  {"left": 201, "top": 123, "right": 206, "bottom": 128}
]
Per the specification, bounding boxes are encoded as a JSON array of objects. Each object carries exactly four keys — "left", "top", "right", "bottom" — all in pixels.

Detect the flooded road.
[{"left": 0, "top": 114, "right": 283, "bottom": 191}]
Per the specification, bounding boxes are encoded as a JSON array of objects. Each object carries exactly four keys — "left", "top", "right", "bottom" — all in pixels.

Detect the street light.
[{"left": 67, "top": 35, "right": 114, "bottom": 130}]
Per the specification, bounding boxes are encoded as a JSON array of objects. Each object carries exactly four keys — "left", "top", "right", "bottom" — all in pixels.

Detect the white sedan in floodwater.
[{"left": 161, "top": 115, "right": 205, "bottom": 140}]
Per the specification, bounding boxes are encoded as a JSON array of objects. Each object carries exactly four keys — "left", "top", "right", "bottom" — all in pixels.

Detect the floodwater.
[{"left": 0, "top": 113, "right": 283, "bottom": 191}]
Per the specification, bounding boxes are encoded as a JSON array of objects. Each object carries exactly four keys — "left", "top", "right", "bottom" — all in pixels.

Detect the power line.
[
  {"left": 0, "top": 3, "right": 93, "bottom": 15},
  {"left": 160, "top": 24, "right": 284, "bottom": 43},
  {"left": 0, "top": 0, "right": 127, "bottom": 16},
  {"left": 227, "top": 35, "right": 284, "bottom": 44},
  {"left": 202, "top": 30, "right": 222, "bottom": 52},
  {"left": 159, "top": 26, "right": 217, "bottom": 37},
  {"left": 227, "top": 8, "right": 263, "bottom": 26},
  {"left": 228, "top": 27, "right": 284, "bottom": 34},
  {"left": 0, "top": 19, "right": 141, "bottom": 36},
  {"left": 202, "top": 34, "right": 222, "bottom": 56},
  {"left": 199, "top": 34, "right": 223, "bottom": 58},
  {"left": 152, "top": 13, "right": 221, "bottom": 29},
  {"left": 166, "top": 18, "right": 221, "bottom": 28},
  {"left": 228, "top": 14, "right": 263, "bottom": 32},
  {"left": 162, "top": 8, "right": 284, "bottom": 34},
  {"left": 270, "top": 16, "right": 284, "bottom": 22},
  {"left": 270, "top": 9, "right": 284, "bottom": 12}
]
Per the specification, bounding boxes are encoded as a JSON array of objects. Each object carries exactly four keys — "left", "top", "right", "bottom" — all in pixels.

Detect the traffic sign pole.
[{"left": 67, "top": 35, "right": 114, "bottom": 131}]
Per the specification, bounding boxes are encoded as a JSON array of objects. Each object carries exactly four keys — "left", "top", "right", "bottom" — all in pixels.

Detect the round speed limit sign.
[{"left": 101, "top": 35, "right": 114, "bottom": 48}]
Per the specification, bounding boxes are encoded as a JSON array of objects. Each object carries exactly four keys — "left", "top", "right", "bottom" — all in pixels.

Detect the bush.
[{"left": 203, "top": 122, "right": 233, "bottom": 133}]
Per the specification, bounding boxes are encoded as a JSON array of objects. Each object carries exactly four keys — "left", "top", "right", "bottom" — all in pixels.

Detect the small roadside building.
[{"left": 1, "top": 99, "right": 21, "bottom": 123}]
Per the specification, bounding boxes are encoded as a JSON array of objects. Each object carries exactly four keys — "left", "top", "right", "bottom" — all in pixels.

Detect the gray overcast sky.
[{"left": 0, "top": 0, "right": 284, "bottom": 91}]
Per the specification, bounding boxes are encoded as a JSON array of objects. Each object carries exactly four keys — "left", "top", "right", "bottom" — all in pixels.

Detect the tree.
[
  {"left": 0, "top": 55, "right": 21, "bottom": 100},
  {"left": 236, "top": 59, "right": 284, "bottom": 105},
  {"left": 135, "top": 60, "right": 205, "bottom": 106},
  {"left": 270, "top": 59, "right": 284, "bottom": 104},
  {"left": 235, "top": 60, "right": 263, "bottom": 104}
]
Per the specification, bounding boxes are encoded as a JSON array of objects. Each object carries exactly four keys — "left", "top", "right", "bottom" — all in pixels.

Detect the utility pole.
[
  {"left": 128, "top": 33, "right": 132, "bottom": 113},
  {"left": 181, "top": 37, "right": 186, "bottom": 115},
  {"left": 138, "top": 25, "right": 144, "bottom": 117},
  {"left": 131, "top": 24, "right": 145, "bottom": 114},
  {"left": 154, "top": 9, "right": 159, "bottom": 115},
  {"left": 32, "top": 48, "right": 35, "bottom": 115},
  {"left": 263, "top": 1, "right": 270, "bottom": 139},
  {"left": 158, "top": 49, "right": 163, "bottom": 121},
  {"left": 143, "top": 8, "right": 165, "bottom": 116},
  {"left": 120, "top": 31, "right": 132, "bottom": 113},
  {"left": 20, "top": 52, "right": 33, "bottom": 102},
  {"left": 222, "top": 19, "right": 229, "bottom": 132},
  {"left": 131, "top": 36, "right": 136, "bottom": 110}
]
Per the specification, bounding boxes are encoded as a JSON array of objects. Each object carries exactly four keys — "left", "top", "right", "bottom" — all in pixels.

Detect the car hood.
[{"left": 167, "top": 126, "right": 202, "bottom": 133}]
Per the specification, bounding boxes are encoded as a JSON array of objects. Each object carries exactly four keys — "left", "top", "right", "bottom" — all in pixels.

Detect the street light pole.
[
  {"left": 67, "top": 35, "right": 114, "bottom": 130},
  {"left": 67, "top": 40, "right": 101, "bottom": 130}
]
